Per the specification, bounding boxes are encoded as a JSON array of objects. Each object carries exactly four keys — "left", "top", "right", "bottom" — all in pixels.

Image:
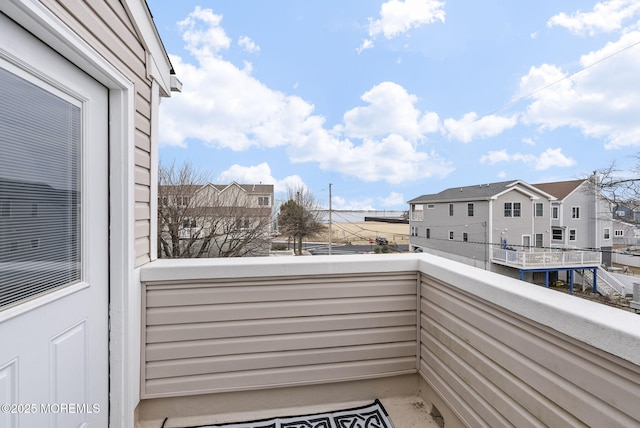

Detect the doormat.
[{"left": 167, "top": 399, "right": 394, "bottom": 428}]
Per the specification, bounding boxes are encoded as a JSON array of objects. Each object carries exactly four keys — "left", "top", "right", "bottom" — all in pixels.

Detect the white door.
[{"left": 0, "top": 14, "right": 108, "bottom": 427}]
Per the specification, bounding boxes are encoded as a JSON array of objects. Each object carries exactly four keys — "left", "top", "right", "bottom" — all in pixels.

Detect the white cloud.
[
  {"left": 442, "top": 112, "right": 517, "bottom": 143},
  {"left": 238, "top": 35, "right": 260, "bottom": 53},
  {"left": 547, "top": 0, "right": 640, "bottom": 36},
  {"left": 368, "top": 0, "right": 445, "bottom": 39},
  {"left": 480, "top": 148, "right": 576, "bottom": 170},
  {"left": 160, "top": 8, "right": 455, "bottom": 185},
  {"left": 519, "top": 31, "right": 640, "bottom": 148},
  {"left": 216, "top": 163, "right": 306, "bottom": 194},
  {"left": 356, "top": 39, "right": 374, "bottom": 54},
  {"left": 521, "top": 137, "right": 536, "bottom": 146},
  {"left": 177, "top": 7, "right": 231, "bottom": 58},
  {"left": 340, "top": 82, "right": 438, "bottom": 140},
  {"left": 378, "top": 191, "right": 405, "bottom": 207}
]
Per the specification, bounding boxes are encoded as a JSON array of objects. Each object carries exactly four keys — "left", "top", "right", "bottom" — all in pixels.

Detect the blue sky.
[{"left": 147, "top": 0, "right": 640, "bottom": 210}]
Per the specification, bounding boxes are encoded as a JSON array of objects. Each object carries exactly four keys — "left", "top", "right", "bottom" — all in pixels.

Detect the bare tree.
[
  {"left": 157, "top": 161, "right": 274, "bottom": 258},
  {"left": 586, "top": 155, "right": 640, "bottom": 222},
  {"left": 277, "top": 185, "right": 325, "bottom": 255}
]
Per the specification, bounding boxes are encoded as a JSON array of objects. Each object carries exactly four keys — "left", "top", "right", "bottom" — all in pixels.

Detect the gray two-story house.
[{"left": 409, "top": 179, "right": 609, "bottom": 286}]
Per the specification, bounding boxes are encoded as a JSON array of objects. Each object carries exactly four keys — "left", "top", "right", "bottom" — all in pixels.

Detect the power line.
[{"left": 455, "top": 38, "right": 640, "bottom": 131}]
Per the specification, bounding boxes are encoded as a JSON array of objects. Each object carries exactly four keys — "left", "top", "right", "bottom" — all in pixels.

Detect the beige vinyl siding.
[
  {"left": 419, "top": 273, "right": 640, "bottom": 427},
  {"left": 141, "top": 272, "right": 419, "bottom": 398},
  {"left": 45, "top": 0, "right": 154, "bottom": 265}
]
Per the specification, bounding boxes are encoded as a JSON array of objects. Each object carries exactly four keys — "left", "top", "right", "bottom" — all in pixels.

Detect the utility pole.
[{"left": 328, "top": 183, "right": 332, "bottom": 255}]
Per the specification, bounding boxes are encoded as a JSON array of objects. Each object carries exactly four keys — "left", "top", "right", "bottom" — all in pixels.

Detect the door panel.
[{"left": 0, "top": 14, "right": 108, "bottom": 427}]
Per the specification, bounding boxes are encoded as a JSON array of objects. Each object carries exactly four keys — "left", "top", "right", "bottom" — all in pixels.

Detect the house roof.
[
  {"left": 407, "top": 180, "right": 547, "bottom": 204},
  {"left": 532, "top": 179, "right": 585, "bottom": 201}
]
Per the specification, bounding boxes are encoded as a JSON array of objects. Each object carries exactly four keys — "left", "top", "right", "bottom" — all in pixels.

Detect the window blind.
[{"left": 0, "top": 66, "right": 81, "bottom": 309}]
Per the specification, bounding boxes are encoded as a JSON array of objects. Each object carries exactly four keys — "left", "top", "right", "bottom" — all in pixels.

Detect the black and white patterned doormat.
[{"left": 175, "top": 399, "right": 394, "bottom": 428}]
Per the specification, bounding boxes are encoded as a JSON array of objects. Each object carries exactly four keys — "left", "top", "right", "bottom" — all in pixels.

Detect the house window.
[
  {"left": 448, "top": 231, "right": 454, "bottom": 240},
  {"left": 535, "top": 233, "right": 543, "bottom": 248},
  {"left": 504, "top": 202, "right": 521, "bottom": 217},
  {"left": 467, "top": 203, "right": 474, "bottom": 217},
  {"left": 426, "top": 204, "right": 435, "bottom": 209},
  {"left": 614, "top": 230, "right": 624, "bottom": 237},
  {"left": 426, "top": 228, "right": 430, "bottom": 239},
  {"left": 572, "top": 206, "right": 580, "bottom": 219},
  {"left": 236, "top": 218, "right": 250, "bottom": 229},
  {"left": 604, "top": 228, "right": 611, "bottom": 240},
  {"left": 182, "top": 219, "right": 197, "bottom": 228},
  {"left": 552, "top": 228, "right": 563, "bottom": 240},
  {"left": 569, "top": 229, "right": 576, "bottom": 241},
  {"left": 552, "top": 206, "right": 559, "bottom": 219},
  {"left": 463, "top": 232, "right": 468, "bottom": 242},
  {"left": 411, "top": 226, "right": 418, "bottom": 237},
  {"left": 258, "top": 196, "right": 270, "bottom": 206},
  {"left": 449, "top": 203, "right": 454, "bottom": 216},
  {"left": 535, "top": 203, "right": 543, "bottom": 217}
]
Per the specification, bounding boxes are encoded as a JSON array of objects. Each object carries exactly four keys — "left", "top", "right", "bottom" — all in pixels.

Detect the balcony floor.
[{"left": 138, "top": 396, "right": 440, "bottom": 428}]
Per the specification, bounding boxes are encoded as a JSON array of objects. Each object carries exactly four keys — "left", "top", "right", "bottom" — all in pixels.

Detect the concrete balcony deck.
[
  {"left": 137, "top": 253, "right": 640, "bottom": 427},
  {"left": 492, "top": 247, "right": 601, "bottom": 269}
]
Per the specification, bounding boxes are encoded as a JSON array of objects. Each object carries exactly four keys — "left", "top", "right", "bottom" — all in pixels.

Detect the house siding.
[
  {"left": 420, "top": 272, "right": 640, "bottom": 427},
  {"left": 141, "top": 272, "right": 418, "bottom": 398},
  {"left": 44, "top": 0, "right": 154, "bottom": 265}
]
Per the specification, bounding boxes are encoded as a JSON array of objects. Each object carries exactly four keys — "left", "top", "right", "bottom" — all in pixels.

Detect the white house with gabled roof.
[{"left": 408, "top": 178, "right": 609, "bottom": 286}]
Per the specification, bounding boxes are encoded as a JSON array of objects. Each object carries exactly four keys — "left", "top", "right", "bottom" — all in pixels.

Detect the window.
[
  {"left": 604, "top": 228, "right": 611, "bottom": 240},
  {"left": 504, "top": 202, "right": 521, "bottom": 217},
  {"left": 552, "top": 228, "right": 563, "bottom": 240},
  {"left": 535, "top": 234, "right": 543, "bottom": 248},
  {"left": 569, "top": 229, "right": 576, "bottom": 241},
  {"left": 258, "top": 196, "right": 270, "bottom": 206},
  {"left": 552, "top": 206, "right": 559, "bottom": 219},
  {"left": 426, "top": 204, "right": 435, "bottom": 209},
  {"left": 572, "top": 206, "right": 580, "bottom": 219},
  {"left": 182, "top": 219, "right": 197, "bottom": 228},
  {"left": 449, "top": 203, "right": 454, "bottom": 216},
  {"left": 0, "top": 66, "right": 82, "bottom": 308},
  {"left": 448, "top": 231, "right": 454, "bottom": 240},
  {"left": 463, "top": 232, "right": 468, "bottom": 242},
  {"left": 614, "top": 230, "right": 624, "bottom": 237},
  {"left": 426, "top": 228, "right": 431, "bottom": 239},
  {"left": 467, "top": 203, "right": 474, "bottom": 217},
  {"left": 411, "top": 226, "right": 418, "bottom": 237},
  {"left": 535, "top": 203, "right": 543, "bottom": 217}
]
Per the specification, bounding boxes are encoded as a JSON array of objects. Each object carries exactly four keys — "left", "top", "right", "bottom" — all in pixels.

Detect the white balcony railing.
[
  {"left": 139, "top": 254, "right": 640, "bottom": 427},
  {"left": 492, "top": 247, "right": 601, "bottom": 268}
]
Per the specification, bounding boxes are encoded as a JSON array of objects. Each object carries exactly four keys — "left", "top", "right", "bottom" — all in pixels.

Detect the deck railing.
[
  {"left": 139, "top": 254, "right": 640, "bottom": 427},
  {"left": 492, "top": 247, "right": 601, "bottom": 268}
]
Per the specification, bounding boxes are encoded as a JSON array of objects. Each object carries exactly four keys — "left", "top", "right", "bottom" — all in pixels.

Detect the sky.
[{"left": 147, "top": 0, "right": 640, "bottom": 211}]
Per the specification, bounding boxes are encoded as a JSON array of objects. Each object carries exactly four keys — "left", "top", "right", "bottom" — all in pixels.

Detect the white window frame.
[
  {"left": 535, "top": 202, "right": 543, "bottom": 217},
  {"left": 604, "top": 228, "right": 611, "bottom": 240},
  {"left": 569, "top": 229, "right": 577, "bottom": 241},
  {"left": 448, "top": 230, "right": 454, "bottom": 240},
  {"left": 552, "top": 206, "right": 559, "bottom": 219}
]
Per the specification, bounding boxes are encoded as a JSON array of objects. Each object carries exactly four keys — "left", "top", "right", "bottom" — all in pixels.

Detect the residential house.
[
  {"left": 612, "top": 218, "right": 638, "bottom": 248},
  {"left": 3, "top": 2, "right": 640, "bottom": 427},
  {"left": 408, "top": 179, "right": 608, "bottom": 285},
  {"left": 158, "top": 182, "right": 275, "bottom": 257},
  {"left": 533, "top": 178, "right": 612, "bottom": 264}
]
